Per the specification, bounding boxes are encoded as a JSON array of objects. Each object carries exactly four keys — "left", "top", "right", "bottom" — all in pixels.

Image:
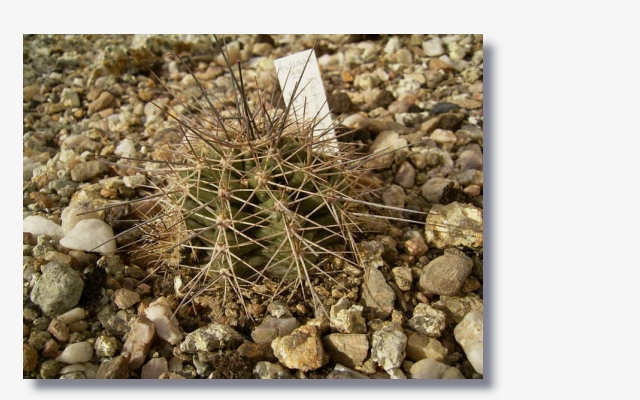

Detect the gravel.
[{"left": 23, "top": 34, "right": 483, "bottom": 379}]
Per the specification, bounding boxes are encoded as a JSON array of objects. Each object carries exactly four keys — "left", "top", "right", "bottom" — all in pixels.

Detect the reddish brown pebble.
[{"left": 23, "top": 343, "right": 38, "bottom": 372}]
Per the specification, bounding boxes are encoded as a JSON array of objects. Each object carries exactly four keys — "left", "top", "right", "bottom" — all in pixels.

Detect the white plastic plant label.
[{"left": 274, "top": 49, "right": 339, "bottom": 154}]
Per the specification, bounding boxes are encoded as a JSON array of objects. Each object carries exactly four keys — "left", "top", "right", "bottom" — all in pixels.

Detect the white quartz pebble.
[
  {"left": 59, "top": 219, "right": 116, "bottom": 254},
  {"left": 454, "top": 311, "right": 483, "bottom": 374},
  {"left": 23, "top": 215, "right": 64, "bottom": 240},
  {"left": 56, "top": 341, "right": 94, "bottom": 364}
]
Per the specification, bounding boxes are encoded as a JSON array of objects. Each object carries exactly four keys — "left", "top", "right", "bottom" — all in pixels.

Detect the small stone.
[
  {"left": 371, "top": 323, "right": 406, "bottom": 375},
  {"left": 365, "top": 131, "right": 408, "bottom": 170},
  {"left": 141, "top": 357, "right": 169, "bottom": 379},
  {"left": 55, "top": 341, "right": 93, "bottom": 364},
  {"left": 419, "top": 253, "right": 473, "bottom": 296},
  {"left": 359, "top": 267, "right": 395, "bottom": 320},
  {"left": 96, "top": 355, "right": 130, "bottom": 379},
  {"left": 430, "top": 128, "right": 457, "bottom": 145},
  {"left": 425, "top": 202, "right": 483, "bottom": 249},
  {"left": 431, "top": 102, "right": 460, "bottom": 115},
  {"left": 179, "top": 323, "right": 244, "bottom": 353},
  {"left": 432, "top": 293, "right": 483, "bottom": 324},
  {"left": 23, "top": 215, "right": 63, "bottom": 240},
  {"left": 122, "top": 315, "right": 156, "bottom": 370},
  {"left": 23, "top": 343, "right": 38, "bottom": 372},
  {"left": 40, "top": 359, "right": 61, "bottom": 379},
  {"left": 454, "top": 311, "right": 483, "bottom": 374},
  {"left": 60, "top": 88, "right": 81, "bottom": 108},
  {"left": 271, "top": 325, "right": 328, "bottom": 371},
  {"left": 390, "top": 267, "right": 413, "bottom": 291},
  {"left": 409, "top": 358, "right": 464, "bottom": 379},
  {"left": 267, "top": 300, "right": 292, "bottom": 318},
  {"left": 322, "top": 334, "right": 369, "bottom": 368},
  {"left": 123, "top": 174, "right": 146, "bottom": 188},
  {"left": 406, "top": 332, "right": 448, "bottom": 362},
  {"left": 407, "top": 303, "right": 447, "bottom": 338},
  {"left": 251, "top": 316, "right": 300, "bottom": 343},
  {"left": 330, "top": 297, "right": 366, "bottom": 334},
  {"left": 57, "top": 307, "right": 86, "bottom": 325},
  {"left": 113, "top": 288, "right": 140, "bottom": 309},
  {"left": 404, "top": 235, "right": 428, "bottom": 257},
  {"left": 394, "top": 161, "right": 416, "bottom": 188},
  {"left": 30, "top": 262, "right": 84, "bottom": 317},
  {"left": 253, "top": 361, "right": 293, "bottom": 379},
  {"left": 47, "top": 319, "right": 69, "bottom": 342},
  {"left": 422, "top": 38, "right": 444, "bottom": 57},
  {"left": 114, "top": 138, "right": 137, "bottom": 158},
  {"left": 457, "top": 149, "right": 483, "bottom": 171},
  {"left": 70, "top": 160, "right": 108, "bottom": 182},
  {"left": 144, "top": 297, "right": 183, "bottom": 345},
  {"left": 449, "top": 98, "right": 482, "bottom": 110},
  {"left": 238, "top": 342, "right": 278, "bottom": 363},
  {"left": 60, "top": 219, "right": 116, "bottom": 255},
  {"left": 94, "top": 335, "right": 119, "bottom": 358},
  {"left": 421, "top": 177, "right": 455, "bottom": 203},
  {"left": 88, "top": 91, "right": 115, "bottom": 114},
  {"left": 327, "top": 364, "right": 370, "bottom": 379}
]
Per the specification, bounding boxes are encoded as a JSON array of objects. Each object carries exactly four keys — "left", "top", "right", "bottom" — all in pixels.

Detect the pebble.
[
  {"left": 409, "top": 358, "right": 464, "bottom": 379},
  {"left": 23, "top": 215, "right": 64, "bottom": 240},
  {"left": 421, "top": 177, "right": 455, "bottom": 203},
  {"left": 114, "top": 138, "right": 137, "bottom": 158},
  {"left": 113, "top": 288, "right": 141, "bottom": 310},
  {"left": 94, "top": 335, "right": 119, "bottom": 358},
  {"left": 70, "top": 160, "right": 109, "bottom": 182},
  {"left": 456, "top": 149, "right": 483, "bottom": 171},
  {"left": 251, "top": 315, "right": 300, "bottom": 343},
  {"left": 179, "top": 322, "right": 244, "bottom": 353},
  {"left": 429, "top": 128, "right": 457, "bottom": 145},
  {"left": 405, "top": 332, "right": 448, "bottom": 362},
  {"left": 454, "top": 311, "right": 483, "bottom": 374},
  {"left": 419, "top": 253, "right": 473, "bottom": 296},
  {"left": 57, "top": 307, "right": 86, "bottom": 325},
  {"left": 271, "top": 325, "right": 328, "bottom": 371},
  {"left": 88, "top": 91, "right": 115, "bottom": 114},
  {"left": 371, "top": 323, "right": 406, "bottom": 376},
  {"left": 359, "top": 266, "right": 396, "bottom": 319},
  {"left": 30, "top": 262, "right": 84, "bottom": 317},
  {"left": 322, "top": 333, "right": 369, "bottom": 368},
  {"left": 432, "top": 293, "right": 484, "bottom": 324},
  {"left": 144, "top": 297, "right": 183, "bottom": 345},
  {"left": 403, "top": 231, "right": 428, "bottom": 257},
  {"left": 365, "top": 131, "right": 408, "bottom": 170},
  {"left": 122, "top": 315, "right": 156, "bottom": 370},
  {"left": 60, "top": 218, "right": 116, "bottom": 254},
  {"left": 47, "top": 318, "right": 69, "bottom": 342},
  {"left": 425, "top": 202, "right": 483, "bottom": 249},
  {"left": 327, "top": 364, "right": 370, "bottom": 379},
  {"left": 431, "top": 102, "right": 460, "bottom": 115},
  {"left": 141, "top": 357, "right": 169, "bottom": 379},
  {"left": 238, "top": 342, "right": 278, "bottom": 364},
  {"left": 422, "top": 38, "right": 445, "bottom": 57},
  {"left": 407, "top": 303, "right": 447, "bottom": 338},
  {"left": 253, "top": 361, "right": 293, "bottom": 379},
  {"left": 40, "top": 359, "right": 61, "bottom": 379},
  {"left": 394, "top": 161, "right": 416, "bottom": 188},
  {"left": 55, "top": 341, "right": 94, "bottom": 364},
  {"left": 23, "top": 343, "right": 39, "bottom": 372},
  {"left": 329, "top": 297, "right": 366, "bottom": 334},
  {"left": 96, "top": 355, "right": 130, "bottom": 379},
  {"left": 390, "top": 267, "right": 413, "bottom": 291}
]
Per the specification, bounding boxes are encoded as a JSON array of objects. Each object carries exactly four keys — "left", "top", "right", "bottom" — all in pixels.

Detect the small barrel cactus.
[{"left": 127, "top": 48, "right": 388, "bottom": 316}]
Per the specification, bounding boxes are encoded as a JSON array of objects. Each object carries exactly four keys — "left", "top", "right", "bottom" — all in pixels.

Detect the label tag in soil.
[{"left": 274, "top": 49, "right": 338, "bottom": 154}]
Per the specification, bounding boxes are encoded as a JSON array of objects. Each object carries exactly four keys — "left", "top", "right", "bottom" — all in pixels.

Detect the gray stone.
[
  {"left": 253, "top": 361, "right": 293, "bottom": 379},
  {"left": 371, "top": 323, "right": 406, "bottom": 375},
  {"left": 271, "top": 325, "right": 328, "bottom": 371},
  {"left": 454, "top": 311, "right": 483, "bottom": 374},
  {"left": 419, "top": 253, "right": 473, "bottom": 296},
  {"left": 323, "top": 333, "right": 369, "bottom": 368},
  {"left": 457, "top": 149, "right": 483, "bottom": 171},
  {"left": 30, "top": 262, "right": 84, "bottom": 317},
  {"left": 179, "top": 323, "right": 244, "bottom": 353},
  {"left": 359, "top": 267, "right": 395, "bottom": 320},
  {"left": 407, "top": 303, "right": 447, "bottom": 338}
]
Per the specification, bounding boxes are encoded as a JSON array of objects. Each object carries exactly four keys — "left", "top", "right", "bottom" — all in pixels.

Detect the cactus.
[{"left": 125, "top": 41, "right": 406, "bottom": 318}]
